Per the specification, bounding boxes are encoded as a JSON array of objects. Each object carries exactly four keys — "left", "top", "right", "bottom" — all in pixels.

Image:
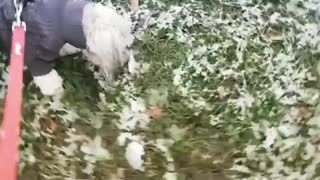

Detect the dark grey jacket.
[{"left": 0, "top": 0, "right": 89, "bottom": 76}]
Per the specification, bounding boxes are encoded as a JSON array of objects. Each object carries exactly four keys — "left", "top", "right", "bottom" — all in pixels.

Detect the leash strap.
[{"left": 0, "top": 0, "right": 26, "bottom": 179}]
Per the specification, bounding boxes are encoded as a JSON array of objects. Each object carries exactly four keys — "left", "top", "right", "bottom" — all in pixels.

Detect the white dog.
[{"left": 0, "top": 0, "right": 136, "bottom": 96}]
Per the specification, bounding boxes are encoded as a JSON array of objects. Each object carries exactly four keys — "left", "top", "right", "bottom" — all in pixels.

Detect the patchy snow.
[
  {"left": 125, "top": 141, "right": 145, "bottom": 171},
  {"left": 118, "top": 100, "right": 149, "bottom": 131},
  {"left": 80, "top": 136, "right": 111, "bottom": 161},
  {"left": 163, "top": 172, "right": 178, "bottom": 180},
  {"left": 15, "top": 0, "right": 320, "bottom": 179}
]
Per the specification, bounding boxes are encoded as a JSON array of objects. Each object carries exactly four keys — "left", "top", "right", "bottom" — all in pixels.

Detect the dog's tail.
[{"left": 82, "top": 3, "right": 134, "bottom": 81}]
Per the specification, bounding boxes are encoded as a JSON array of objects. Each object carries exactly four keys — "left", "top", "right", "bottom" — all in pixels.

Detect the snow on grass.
[
  {"left": 130, "top": 0, "right": 320, "bottom": 179},
  {"left": 125, "top": 141, "right": 145, "bottom": 171},
  {"left": 5, "top": 0, "right": 320, "bottom": 179}
]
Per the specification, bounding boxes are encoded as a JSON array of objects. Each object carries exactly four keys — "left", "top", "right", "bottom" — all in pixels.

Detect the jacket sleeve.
[
  {"left": 0, "top": 29, "right": 11, "bottom": 57},
  {"left": 24, "top": 35, "right": 54, "bottom": 77}
]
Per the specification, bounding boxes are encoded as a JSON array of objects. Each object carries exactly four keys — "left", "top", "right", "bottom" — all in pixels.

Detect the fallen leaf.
[
  {"left": 145, "top": 106, "right": 165, "bottom": 119},
  {"left": 48, "top": 118, "right": 58, "bottom": 132},
  {"left": 40, "top": 117, "right": 58, "bottom": 132},
  {"left": 294, "top": 107, "right": 311, "bottom": 124},
  {"left": 131, "top": 0, "right": 139, "bottom": 11}
]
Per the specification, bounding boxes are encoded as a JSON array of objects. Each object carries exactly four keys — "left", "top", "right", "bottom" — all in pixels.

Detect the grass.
[
  {"left": 0, "top": 0, "right": 318, "bottom": 179},
  {"left": 17, "top": 23, "right": 233, "bottom": 180}
]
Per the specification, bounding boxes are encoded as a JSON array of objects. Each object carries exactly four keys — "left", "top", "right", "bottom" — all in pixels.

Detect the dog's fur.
[{"left": 1, "top": 1, "right": 136, "bottom": 96}]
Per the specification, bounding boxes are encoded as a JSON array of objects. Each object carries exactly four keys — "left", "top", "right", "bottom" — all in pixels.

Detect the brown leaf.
[
  {"left": 40, "top": 117, "right": 58, "bottom": 132},
  {"left": 295, "top": 107, "right": 312, "bottom": 124},
  {"left": 48, "top": 118, "right": 58, "bottom": 132},
  {"left": 145, "top": 106, "right": 165, "bottom": 119},
  {"left": 131, "top": 0, "right": 139, "bottom": 11}
]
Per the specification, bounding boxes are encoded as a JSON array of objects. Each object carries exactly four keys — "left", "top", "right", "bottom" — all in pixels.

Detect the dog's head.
[
  {"left": 82, "top": 3, "right": 136, "bottom": 84},
  {"left": 83, "top": 26, "right": 135, "bottom": 84}
]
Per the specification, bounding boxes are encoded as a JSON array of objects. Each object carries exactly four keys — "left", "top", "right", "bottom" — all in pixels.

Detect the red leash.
[{"left": 0, "top": 20, "right": 26, "bottom": 180}]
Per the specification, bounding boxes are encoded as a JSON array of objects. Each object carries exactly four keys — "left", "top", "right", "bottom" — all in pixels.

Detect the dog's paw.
[{"left": 33, "top": 70, "right": 64, "bottom": 96}]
